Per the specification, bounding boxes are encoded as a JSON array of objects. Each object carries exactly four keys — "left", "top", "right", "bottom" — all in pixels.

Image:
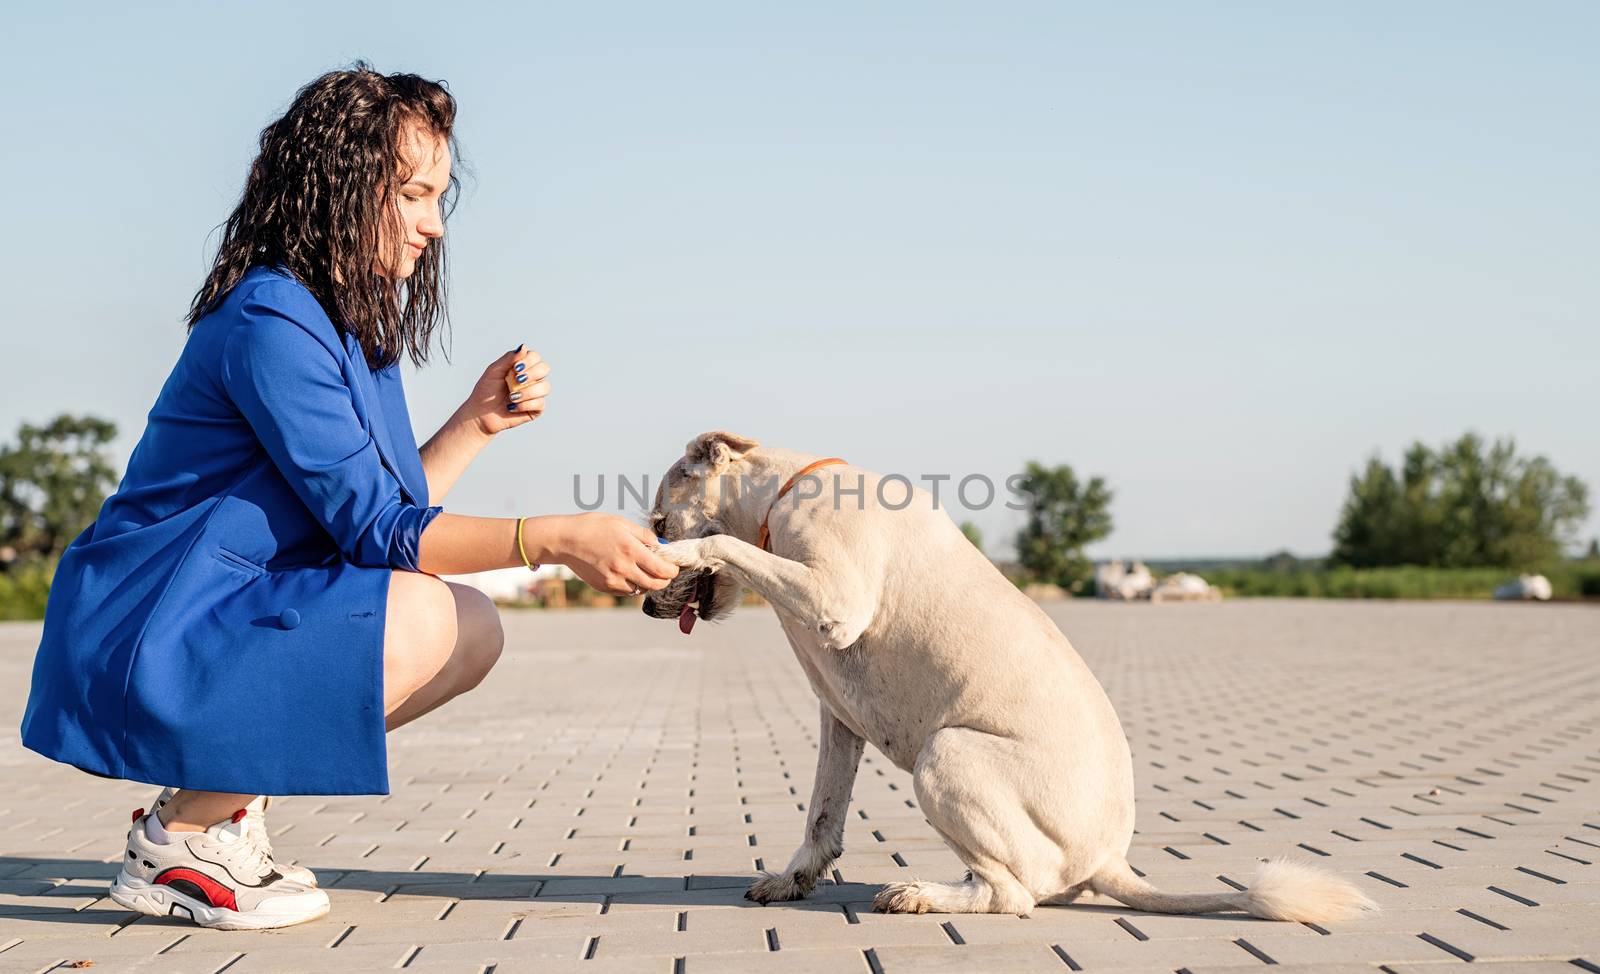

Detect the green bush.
[
  {"left": 0, "top": 559, "right": 55, "bottom": 621},
  {"left": 1567, "top": 563, "right": 1600, "bottom": 597}
]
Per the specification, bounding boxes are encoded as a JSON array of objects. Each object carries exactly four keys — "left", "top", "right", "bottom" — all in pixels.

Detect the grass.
[
  {"left": 1203, "top": 562, "right": 1600, "bottom": 600},
  {"left": 0, "top": 560, "right": 54, "bottom": 621}
]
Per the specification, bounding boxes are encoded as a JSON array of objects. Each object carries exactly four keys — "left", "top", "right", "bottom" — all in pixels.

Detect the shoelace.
[
  {"left": 243, "top": 809, "right": 284, "bottom": 866},
  {"left": 244, "top": 798, "right": 271, "bottom": 838},
  {"left": 222, "top": 825, "right": 275, "bottom": 881}
]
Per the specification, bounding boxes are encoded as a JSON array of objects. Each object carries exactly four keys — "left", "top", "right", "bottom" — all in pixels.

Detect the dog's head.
[{"left": 642, "top": 430, "right": 761, "bottom": 625}]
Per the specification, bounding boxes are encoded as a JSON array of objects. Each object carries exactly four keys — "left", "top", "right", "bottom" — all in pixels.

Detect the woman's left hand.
[{"left": 461, "top": 344, "right": 551, "bottom": 437}]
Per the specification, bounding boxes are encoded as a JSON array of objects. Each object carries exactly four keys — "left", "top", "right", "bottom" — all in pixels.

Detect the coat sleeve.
[{"left": 220, "top": 280, "right": 442, "bottom": 571}]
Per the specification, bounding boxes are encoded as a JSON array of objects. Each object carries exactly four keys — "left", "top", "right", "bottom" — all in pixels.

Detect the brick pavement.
[{"left": 0, "top": 599, "right": 1596, "bottom": 973}]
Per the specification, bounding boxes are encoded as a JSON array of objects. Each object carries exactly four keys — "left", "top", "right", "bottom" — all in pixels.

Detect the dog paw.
[
  {"left": 873, "top": 881, "right": 935, "bottom": 914},
  {"left": 746, "top": 870, "right": 815, "bottom": 904},
  {"left": 656, "top": 538, "right": 723, "bottom": 572}
]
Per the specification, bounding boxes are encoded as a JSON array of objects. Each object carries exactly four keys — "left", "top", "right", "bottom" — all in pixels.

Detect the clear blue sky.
[{"left": 5, "top": 2, "right": 1596, "bottom": 558}]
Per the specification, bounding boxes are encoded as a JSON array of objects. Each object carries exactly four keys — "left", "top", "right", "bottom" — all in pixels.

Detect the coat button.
[{"left": 278, "top": 608, "right": 301, "bottom": 630}]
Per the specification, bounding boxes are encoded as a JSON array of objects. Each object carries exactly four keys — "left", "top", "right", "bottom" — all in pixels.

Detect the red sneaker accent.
[
  {"left": 154, "top": 867, "right": 239, "bottom": 911},
  {"left": 230, "top": 809, "right": 248, "bottom": 825},
  {"left": 132, "top": 808, "right": 145, "bottom": 824}
]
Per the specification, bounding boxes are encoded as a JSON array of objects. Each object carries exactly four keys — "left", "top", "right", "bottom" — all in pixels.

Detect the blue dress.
[{"left": 20, "top": 265, "right": 442, "bottom": 796}]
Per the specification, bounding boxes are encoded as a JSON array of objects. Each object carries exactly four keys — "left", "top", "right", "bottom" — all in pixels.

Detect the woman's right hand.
[{"left": 547, "top": 513, "right": 679, "bottom": 596}]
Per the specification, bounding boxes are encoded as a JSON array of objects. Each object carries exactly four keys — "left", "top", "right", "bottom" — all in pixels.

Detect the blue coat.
[{"left": 20, "top": 265, "right": 441, "bottom": 795}]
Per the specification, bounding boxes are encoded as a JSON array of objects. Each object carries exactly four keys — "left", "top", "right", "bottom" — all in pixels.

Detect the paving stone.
[
  {"left": 0, "top": 600, "right": 1596, "bottom": 970},
  {"left": 1384, "top": 964, "right": 1589, "bottom": 974},
  {"left": 1185, "top": 966, "right": 1378, "bottom": 974},
  {"left": 393, "top": 932, "right": 589, "bottom": 967},
  {"left": 1410, "top": 925, "right": 1600, "bottom": 960},
  {"left": 214, "top": 942, "right": 416, "bottom": 971},
  {"left": 0, "top": 929, "right": 215, "bottom": 966},
  {"left": 162, "top": 918, "right": 352, "bottom": 952},
  {"left": 871, "top": 942, "right": 1077, "bottom": 972},
  {"left": 9, "top": 947, "right": 250, "bottom": 974},
  {"left": 1231, "top": 929, "right": 1479, "bottom": 963},
  {"left": 943, "top": 909, "right": 1139, "bottom": 944},
  {"left": 683, "top": 946, "right": 871, "bottom": 973},
  {"left": 1050, "top": 934, "right": 1284, "bottom": 969}
]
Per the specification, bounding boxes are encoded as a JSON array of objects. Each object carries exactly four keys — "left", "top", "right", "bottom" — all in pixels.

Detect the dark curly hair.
[{"left": 186, "top": 62, "right": 460, "bottom": 369}]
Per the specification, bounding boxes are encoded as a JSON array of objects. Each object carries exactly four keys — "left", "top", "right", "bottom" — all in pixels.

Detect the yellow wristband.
[{"left": 516, "top": 516, "right": 541, "bottom": 571}]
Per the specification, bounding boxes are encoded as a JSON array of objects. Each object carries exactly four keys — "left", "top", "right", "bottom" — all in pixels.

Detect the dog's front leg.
[
  {"left": 658, "top": 535, "right": 872, "bottom": 649},
  {"left": 747, "top": 704, "right": 865, "bottom": 904}
]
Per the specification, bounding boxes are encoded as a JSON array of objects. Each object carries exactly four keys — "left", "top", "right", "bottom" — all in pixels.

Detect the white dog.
[{"left": 646, "top": 431, "right": 1376, "bottom": 921}]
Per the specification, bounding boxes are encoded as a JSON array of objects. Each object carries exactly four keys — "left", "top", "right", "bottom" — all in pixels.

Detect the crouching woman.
[{"left": 19, "top": 64, "right": 678, "bottom": 930}]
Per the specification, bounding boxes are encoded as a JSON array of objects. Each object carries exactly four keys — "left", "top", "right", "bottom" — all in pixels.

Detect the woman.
[{"left": 19, "top": 64, "right": 678, "bottom": 930}]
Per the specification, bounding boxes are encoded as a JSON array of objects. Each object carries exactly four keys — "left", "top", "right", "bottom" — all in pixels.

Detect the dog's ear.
[{"left": 685, "top": 430, "right": 760, "bottom": 475}]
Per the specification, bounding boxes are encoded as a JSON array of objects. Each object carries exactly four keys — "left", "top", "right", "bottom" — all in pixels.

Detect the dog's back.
[{"left": 774, "top": 466, "right": 1130, "bottom": 777}]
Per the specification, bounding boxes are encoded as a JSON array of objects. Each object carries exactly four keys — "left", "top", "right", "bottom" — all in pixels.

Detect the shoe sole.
[{"left": 109, "top": 872, "right": 329, "bottom": 930}]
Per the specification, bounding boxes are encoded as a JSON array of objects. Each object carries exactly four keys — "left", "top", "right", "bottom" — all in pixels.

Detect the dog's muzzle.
[{"left": 642, "top": 570, "right": 717, "bottom": 634}]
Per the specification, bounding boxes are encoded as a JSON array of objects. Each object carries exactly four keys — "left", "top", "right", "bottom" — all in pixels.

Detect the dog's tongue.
[{"left": 678, "top": 604, "right": 697, "bottom": 635}]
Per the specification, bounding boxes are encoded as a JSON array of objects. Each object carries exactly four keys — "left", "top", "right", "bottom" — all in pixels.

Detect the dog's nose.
[{"left": 641, "top": 595, "right": 656, "bottom": 616}]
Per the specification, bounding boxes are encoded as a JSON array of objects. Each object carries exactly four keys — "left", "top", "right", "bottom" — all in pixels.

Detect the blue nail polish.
[
  {"left": 517, "top": 374, "right": 528, "bottom": 383},
  {"left": 514, "top": 361, "right": 526, "bottom": 372},
  {"left": 656, "top": 536, "right": 669, "bottom": 545},
  {"left": 507, "top": 403, "right": 518, "bottom": 412}
]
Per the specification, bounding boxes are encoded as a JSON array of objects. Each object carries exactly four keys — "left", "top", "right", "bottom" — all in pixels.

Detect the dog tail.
[{"left": 1087, "top": 856, "right": 1378, "bottom": 923}]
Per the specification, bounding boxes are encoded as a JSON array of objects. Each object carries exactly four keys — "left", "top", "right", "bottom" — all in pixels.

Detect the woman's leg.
[
  {"left": 383, "top": 573, "right": 505, "bottom": 731},
  {"left": 159, "top": 790, "right": 261, "bottom": 832},
  {"left": 161, "top": 572, "right": 504, "bottom": 829}
]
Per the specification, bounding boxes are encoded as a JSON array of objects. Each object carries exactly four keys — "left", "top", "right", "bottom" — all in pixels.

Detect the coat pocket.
[{"left": 212, "top": 547, "right": 267, "bottom": 580}]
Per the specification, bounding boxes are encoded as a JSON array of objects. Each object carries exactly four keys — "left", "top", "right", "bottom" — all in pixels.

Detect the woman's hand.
[
  {"left": 544, "top": 513, "right": 679, "bottom": 596},
  {"left": 423, "top": 346, "right": 549, "bottom": 503},
  {"left": 458, "top": 344, "right": 551, "bottom": 438}
]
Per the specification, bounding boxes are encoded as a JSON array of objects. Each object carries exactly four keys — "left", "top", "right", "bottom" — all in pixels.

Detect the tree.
[
  {"left": 1329, "top": 457, "right": 1401, "bottom": 568},
  {"left": 1330, "top": 433, "right": 1589, "bottom": 569},
  {"left": 958, "top": 520, "right": 984, "bottom": 554},
  {"left": 1012, "top": 462, "right": 1113, "bottom": 592},
  {"left": 1263, "top": 549, "right": 1300, "bottom": 573},
  {"left": 0, "top": 415, "right": 118, "bottom": 564}
]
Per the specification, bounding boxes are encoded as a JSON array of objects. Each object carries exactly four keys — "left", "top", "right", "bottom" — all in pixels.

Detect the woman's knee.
[
  {"left": 384, "top": 571, "right": 459, "bottom": 704},
  {"left": 446, "top": 582, "right": 504, "bottom": 690}
]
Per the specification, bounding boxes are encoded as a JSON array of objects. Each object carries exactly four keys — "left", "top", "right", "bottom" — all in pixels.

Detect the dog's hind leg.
[
  {"left": 747, "top": 705, "right": 865, "bottom": 904},
  {"left": 874, "top": 728, "right": 1050, "bottom": 916}
]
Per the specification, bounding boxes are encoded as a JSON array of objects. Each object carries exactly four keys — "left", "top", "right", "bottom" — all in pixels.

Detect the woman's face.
[{"left": 374, "top": 123, "right": 450, "bottom": 280}]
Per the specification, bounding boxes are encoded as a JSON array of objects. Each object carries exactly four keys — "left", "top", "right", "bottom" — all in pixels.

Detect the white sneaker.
[
  {"left": 152, "top": 788, "right": 316, "bottom": 887},
  {"left": 110, "top": 807, "right": 329, "bottom": 930}
]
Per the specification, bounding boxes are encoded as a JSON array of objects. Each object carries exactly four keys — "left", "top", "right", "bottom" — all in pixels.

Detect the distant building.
[{"left": 443, "top": 564, "right": 573, "bottom": 604}]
